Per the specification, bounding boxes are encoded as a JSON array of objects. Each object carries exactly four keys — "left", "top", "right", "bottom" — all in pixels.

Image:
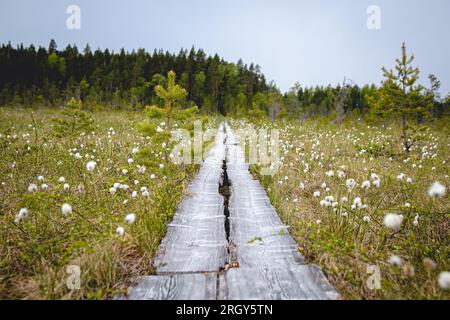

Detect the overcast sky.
[{"left": 1, "top": 0, "right": 449, "bottom": 94}]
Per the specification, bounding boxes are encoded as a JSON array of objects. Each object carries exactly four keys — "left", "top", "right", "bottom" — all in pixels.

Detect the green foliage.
[
  {"left": 140, "top": 72, "right": 198, "bottom": 130},
  {"left": 144, "top": 105, "right": 168, "bottom": 118},
  {"left": 369, "top": 43, "right": 431, "bottom": 120},
  {"left": 154, "top": 71, "right": 187, "bottom": 113},
  {"left": 52, "top": 97, "right": 94, "bottom": 138},
  {"left": 368, "top": 43, "right": 434, "bottom": 153},
  {"left": 137, "top": 72, "right": 199, "bottom": 157},
  {"left": 0, "top": 41, "right": 271, "bottom": 114},
  {"left": 247, "top": 103, "right": 265, "bottom": 120},
  {"left": 355, "top": 141, "right": 394, "bottom": 158},
  {"left": 0, "top": 108, "right": 201, "bottom": 299},
  {"left": 47, "top": 52, "right": 66, "bottom": 75},
  {"left": 247, "top": 117, "right": 450, "bottom": 300}
]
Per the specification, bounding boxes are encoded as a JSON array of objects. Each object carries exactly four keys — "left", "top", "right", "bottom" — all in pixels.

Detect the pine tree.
[
  {"left": 154, "top": 71, "right": 187, "bottom": 127},
  {"left": 369, "top": 43, "right": 432, "bottom": 153},
  {"left": 155, "top": 71, "right": 187, "bottom": 111},
  {"left": 53, "top": 97, "right": 93, "bottom": 138}
]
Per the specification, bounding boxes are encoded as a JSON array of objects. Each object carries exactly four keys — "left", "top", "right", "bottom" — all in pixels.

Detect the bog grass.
[
  {"left": 0, "top": 108, "right": 201, "bottom": 299},
  {"left": 248, "top": 118, "right": 449, "bottom": 299}
]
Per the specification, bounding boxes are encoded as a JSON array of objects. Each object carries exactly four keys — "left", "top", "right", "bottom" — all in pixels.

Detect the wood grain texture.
[
  {"left": 225, "top": 124, "right": 306, "bottom": 268},
  {"left": 127, "top": 273, "right": 217, "bottom": 300},
  {"left": 222, "top": 123, "right": 339, "bottom": 299},
  {"left": 126, "top": 123, "right": 340, "bottom": 300},
  {"left": 153, "top": 124, "right": 229, "bottom": 273},
  {"left": 218, "top": 266, "right": 340, "bottom": 300}
]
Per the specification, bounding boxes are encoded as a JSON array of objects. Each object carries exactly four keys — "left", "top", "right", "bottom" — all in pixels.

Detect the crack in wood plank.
[{"left": 125, "top": 122, "right": 340, "bottom": 300}]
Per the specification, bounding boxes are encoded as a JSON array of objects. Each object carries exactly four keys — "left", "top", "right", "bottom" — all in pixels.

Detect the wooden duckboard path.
[{"left": 125, "top": 123, "right": 339, "bottom": 300}]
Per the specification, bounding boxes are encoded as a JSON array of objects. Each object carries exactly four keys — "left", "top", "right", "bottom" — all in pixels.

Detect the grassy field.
[
  {"left": 0, "top": 107, "right": 204, "bottom": 299},
  {"left": 1, "top": 107, "right": 448, "bottom": 300},
  {"left": 247, "top": 118, "right": 449, "bottom": 299}
]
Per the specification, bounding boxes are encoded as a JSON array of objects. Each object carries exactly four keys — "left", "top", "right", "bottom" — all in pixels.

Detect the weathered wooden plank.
[
  {"left": 152, "top": 124, "right": 229, "bottom": 273},
  {"left": 224, "top": 124, "right": 307, "bottom": 269},
  {"left": 154, "top": 241, "right": 228, "bottom": 273},
  {"left": 218, "top": 266, "right": 339, "bottom": 300},
  {"left": 221, "top": 123, "right": 339, "bottom": 299},
  {"left": 127, "top": 123, "right": 339, "bottom": 300},
  {"left": 235, "top": 243, "right": 305, "bottom": 267},
  {"left": 127, "top": 273, "right": 217, "bottom": 300}
]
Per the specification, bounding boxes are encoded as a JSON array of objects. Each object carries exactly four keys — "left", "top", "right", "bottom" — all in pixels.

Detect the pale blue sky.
[{"left": 1, "top": 0, "right": 449, "bottom": 94}]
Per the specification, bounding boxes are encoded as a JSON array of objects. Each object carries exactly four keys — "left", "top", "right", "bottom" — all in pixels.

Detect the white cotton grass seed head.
[
  {"left": 428, "top": 181, "right": 446, "bottom": 198},
  {"left": 388, "top": 255, "right": 403, "bottom": 267},
  {"left": 116, "top": 226, "right": 125, "bottom": 236},
  {"left": 38, "top": 175, "right": 44, "bottom": 182},
  {"left": 438, "top": 272, "right": 450, "bottom": 290},
  {"left": 86, "top": 160, "right": 97, "bottom": 172},
  {"left": 383, "top": 213, "right": 404, "bottom": 231},
  {"left": 125, "top": 213, "right": 136, "bottom": 224},
  {"left": 58, "top": 177, "right": 65, "bottom": 183},
  {"left": 352, "top": 197, "right": 363, "bottom": 209},
  {"left": 346, "top": 179, "right": 356, "bottom": 190},
  {"left": 361, "top": 180, "right": 371, "bottom": 190},
  {"left": 363, "top": 216, "right": 371, "bottom": 223},
  {"left": 28, "top": 183, "right": 38, "bottom": 193},
  {"left": 61, "top": 203, "right": 72, "bottom": 215},
  {"left": 15, "top": 208, "right": 29, "bottom": 223},
  {"left": 413, "top": 214, "right": 420, "bottom": 227},
  {"left": 138, "top": 165, "right": 146, "bottom": 174}
]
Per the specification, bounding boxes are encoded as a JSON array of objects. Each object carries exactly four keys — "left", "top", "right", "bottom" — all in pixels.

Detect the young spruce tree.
[{"left": 369, "top": 43, "right": 433, "bottom": 154}]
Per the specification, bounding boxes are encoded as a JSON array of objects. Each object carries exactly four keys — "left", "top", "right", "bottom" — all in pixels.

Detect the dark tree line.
[
  {"left": 0, "top": 40, "right": 268, "bottom": 114},
  {"left": 282, "top": 81, "right": 448, "bottom": 120},
  {"left": 1, "top": 40, "right": 448, "bottom": 119},
  {"left": 283, "top": 83, "right": 378, "bottom": 117}
]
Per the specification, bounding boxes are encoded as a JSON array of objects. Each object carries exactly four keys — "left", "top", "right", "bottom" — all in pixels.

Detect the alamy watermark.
[
  {"left": 366, "top": 265, "right": 381, "bottom": 290},
  {"left": 66, "top": 5, "right": 81, "bottom": 30},
  {"left": 66, "top": 264, "right": 81, "bottom": 290},
  {"left": 367, "top": 5, "right": 381, "bottom": 30},
  {"left": 169, "top": 121, "right": 281, "bottom": 176}
]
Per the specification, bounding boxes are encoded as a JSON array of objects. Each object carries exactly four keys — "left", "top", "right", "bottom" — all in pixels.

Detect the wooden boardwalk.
[{"left": 125, "top": 123, "right": 339, "bottom": 300}]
